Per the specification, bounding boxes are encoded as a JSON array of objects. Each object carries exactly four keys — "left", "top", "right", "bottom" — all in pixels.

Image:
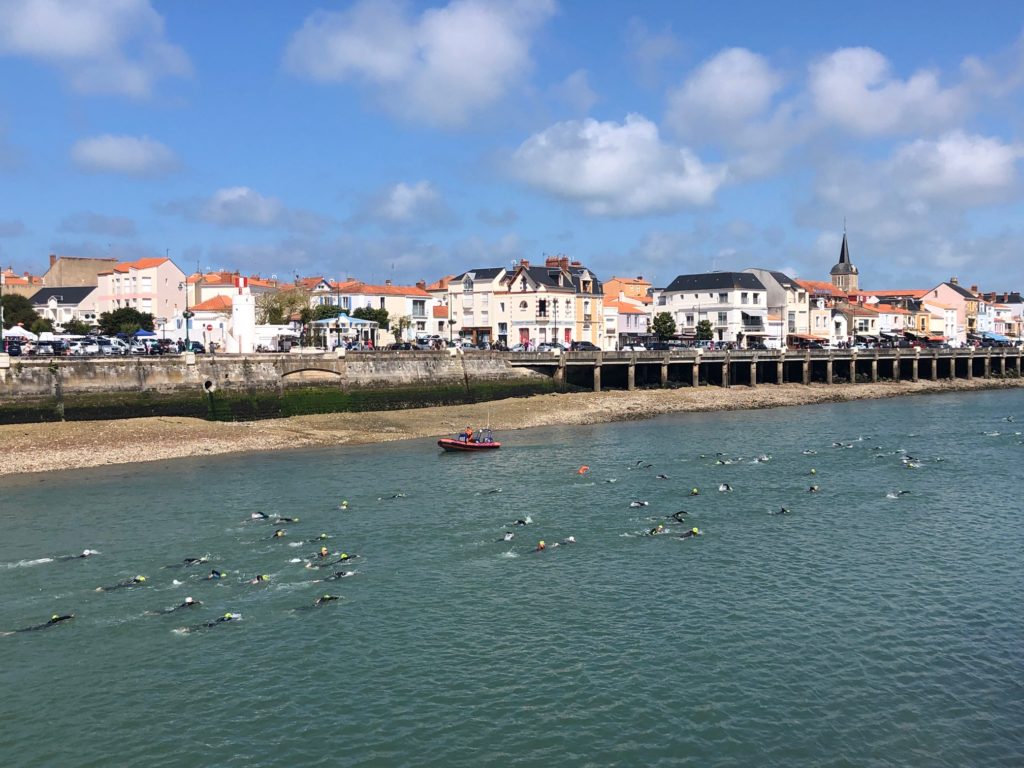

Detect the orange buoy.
[{"left": 577, "top": 465, "right": 590, "bottom": 475}]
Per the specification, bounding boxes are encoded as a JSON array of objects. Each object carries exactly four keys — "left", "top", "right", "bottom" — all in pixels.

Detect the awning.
[
  {"left": 927, "top": 336, "right": 946, "bottom": 342},
  {"left": 980, "top": 331, "right": 1010, "bottom": 342}
]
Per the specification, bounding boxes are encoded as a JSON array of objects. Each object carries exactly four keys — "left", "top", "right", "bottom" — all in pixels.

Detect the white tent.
[{"left": 3, "top": 326, "right": 38, "bottom": 340}]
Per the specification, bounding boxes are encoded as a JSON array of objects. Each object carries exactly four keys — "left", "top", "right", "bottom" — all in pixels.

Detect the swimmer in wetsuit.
[
  {"left": 149, "top": 597, "right": 202, "bottom": 615},
  {"left": 96, "top": 575, "right": 147, "bottom": 592},
  {"left": 205, "top": 569, "right": 225, "bottom": 580},
  {"left": 645, "top": 524, "right": 667, "bottom": 536},
  {"left": 323, "top": 570, "right": 356, "bottom": 581},
  {"left": 165, "top": 557, "right": 208, "bottom": 569},
  {"left": 307, "top": 553, "right": 359, "bottom": 569},
  {"left": 679, "top": 527, "right": 702, "bottom": 539},
  {"left": 498, "top": 532, "right": 514, "bottom": 542},
  {"left": 193, "top": 612, "right": 239, "bottom": 630},
  {"left": 270, "top": 529, "right": 287, "bottom": 539},
  {"left": 250, "top": 511, "right": 269, "bottom": 520},
  {"left": 533, "top": 540, "right": 547, "bottom": 552},
  {"left": 272, "top": 516, "right": 299, "bottom": 524},
  {"left": 670, "top": 510, "right": 688, "bottom": 523},
  {"left": 56, "top": 549, "right": 99, "bottom": 561},
  {"left": 247, "top": 574, "right": 270, "bottom": 585},
  {"left": 309, "top": 534, "right": 331, "bottom": 543},
  {"left": 2, "top": 614, "right": 75, "bottom": 635},
  {"left": 314, "top": 594, "right": 340, "bottom": 606},
  {"left": 513, "top": 517, "right": 532, "bottom": 526}
]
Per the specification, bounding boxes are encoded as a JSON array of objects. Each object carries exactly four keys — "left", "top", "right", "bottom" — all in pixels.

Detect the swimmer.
[
  {"left": 314, "top": 594, "right": 340, "bottom": 606},
  {"left": 679, "top": 527, "right": 701, "bottom": 539},
  {"left": 272, "top": 516, "right": 299, "bottom": 524},
  {"left": 629, "top": 501, "right": 649, "bottom": 508},
  {"left": 378, "top": 493, "right": 407, "bottom": 500},
  {"left": 645, "top": 524, "right": 667, "bottom": 536},
  {"left": 487, "top": 488, "right": 503, "bottom": 494},
  {"left": 656, "top": 474, "right": 670, "bottom": 480},
  {"left": 307, "top": 553, "right": 359, "bottom": 569},
  {"left": 689, "top": 488, "right": 700, "bottom": 496},
  {"left": 605, "top": 478, "right": 618, "bottom": 483},
  {"left": 718, "top": 483, "right": 733, "bottom": 493},
  {"left": 810, "top": 468, "right": 817, "bottom": 475},
  {"left": 316, "top": 546, "right": 331, "bottom": 559},
  {"left": 309, "top": 533, "right": 331, "bottom": 542},
  {"left": 323, "top": 570, "right": 356, "bottom": 581},
  {"left": 338, "top": 500, "right": 350, "bottom": 510},
  {"left": 165, "top": 556, "right": 208, "bottom": 569},
  {"left": 205, "top": 569, "right": 225, "bottom": 580},
  {"left": 801, "top": 449, "right": 817, "bottom": 455},
  {"left": 533, "top": 540, "right": 547, "bottom": 552},
  {"left": 56, "top": 549, "right": 99, "bottom": 561},
  {"left": 498, "top": 532, "right": 514, "bottom": 542},
  {"left": 96, "top": 575, "right": 147, "bottom": 592},
  {"left": 250, "top": 511, "right": 269, "bottom": 520},
  {"left": 149, "top": 597, "right": 202, "bottom": 615},
  {"left": 808, "top": 485, "right": 820, "bottom": 493},
  {"left": 3, "top": 614, "right": 75, "bottom": 635},
  {"left": 247, "top": 574, "right": 270, "bottom": 585},
  {"left": 560, "top": 536, "right": 577, "bottom": 545},
  {"left": 671, "top": 510, "right": 688, "bottom": 523},
  {"left": 270, "top": 529, "right": 287, "bottom": 539},
  {"left": 513, "top": 516, "right": 532, "bottom": 526},
  {"left": 184, "top": 612, "right": 240, "bottom": 631},
  {"left": 768, "top": 507, "right": 790, "bottom": 516}
]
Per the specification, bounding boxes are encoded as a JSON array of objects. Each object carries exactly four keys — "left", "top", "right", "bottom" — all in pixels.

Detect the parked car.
[
  {"left": 619, "top": 343, "right": 647, "bottom": 351},
  {"left": 569, "top": 341, "right": 600, "bottom": 352},
  {"left": 747, "top": 341, "right": 768, "bottom": 350},
  {"left": 34, "top": 342, "right": 56, "bottom": 356},
  {"left": 537, "top": 342, "right": 567, "bottom": 353},
  {"left": 389, "top": 342, "right": 415, "bottom": 351},
  {"left": 184, "top": 341, "right": 206, "bottom": 353},
  {"left": 4, "top": 341, "right": 22, "bottom": 356}
]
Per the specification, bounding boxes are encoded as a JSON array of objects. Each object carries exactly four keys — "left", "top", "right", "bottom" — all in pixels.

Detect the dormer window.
[{"left": 463, "top": 278, "right": 473, "bottom": 293}]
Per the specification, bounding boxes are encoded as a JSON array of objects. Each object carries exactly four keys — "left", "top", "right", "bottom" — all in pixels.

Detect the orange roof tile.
[
  {"left": 605, "top": 300, "right": 646, "bottom": 315},
  {"left": 191, "top": 295, "right": 234, "bottom": 312},
  {"left": 111, "top": 257, "right": 169, "bottom": 273},
  {"left": 796, "top": 279, "right": 846, "bottom": 296},
  {"left": 606, "top": 276, "right": 651, "bottom": 286},
  {"left": 427, "top": 275, "right": 456, "bottom": 292}
]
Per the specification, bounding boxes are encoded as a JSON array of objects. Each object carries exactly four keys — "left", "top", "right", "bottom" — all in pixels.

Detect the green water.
[{"left": 1, "top": 390, "right": 1022, "bottom": 767}]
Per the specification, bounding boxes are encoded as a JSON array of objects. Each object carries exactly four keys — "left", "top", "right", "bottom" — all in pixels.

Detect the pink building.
[{"left": 95, "top": 257, "right": 187, "bottom": 323}]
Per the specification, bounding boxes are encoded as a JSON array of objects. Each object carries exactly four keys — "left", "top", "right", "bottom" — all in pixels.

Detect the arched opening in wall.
[{"left": 281, "top": 369, "right": 342, "bottom": 387}]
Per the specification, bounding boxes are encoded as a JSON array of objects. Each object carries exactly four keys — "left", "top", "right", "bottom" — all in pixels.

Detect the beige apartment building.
[{"left": 94, "top": 257, "right": 187, "bottom": 323}]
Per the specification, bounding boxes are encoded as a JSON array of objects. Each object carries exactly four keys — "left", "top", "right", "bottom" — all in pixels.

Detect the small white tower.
[{"left": 228, "top": 276, "right": 256, "bottom": 354}]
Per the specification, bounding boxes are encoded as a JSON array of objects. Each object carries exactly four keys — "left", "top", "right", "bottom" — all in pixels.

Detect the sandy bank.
[{"left": 1, "top": 378, "right": 1020, "bottom": 478}]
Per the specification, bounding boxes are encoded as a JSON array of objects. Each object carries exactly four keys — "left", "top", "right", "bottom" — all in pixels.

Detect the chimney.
[
  {"left": 636, "top": 276, "right": 643, "bottom": 281},
  {"left": 970, "top": 284, "right": 978, "bottom": 294},
  {"left": 559, "top": 256, "right": 570, "bottom": 270},
  {"left": 415, "top": 280, "right": 426, "bottom": 290},
  {"left": 385, "top": 279, "right": 392, "bottom": 286},
  {"left": 520, "top": 259, "right": 529, "bottom": 269},
  {"left": 49, "top": 253, "right": 57, "bottom": 267},
  {"left": 950, "top": 276, "right": 959, "bottom": 284}
]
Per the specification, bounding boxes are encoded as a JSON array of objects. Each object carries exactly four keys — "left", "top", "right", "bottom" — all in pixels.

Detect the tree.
[
  {"left": 352, "top": 306, "right": 389, "bottom": 330},
  {"left": 30, "top": 317, "right": 53, "bottom": 335},
  {"left": 312, "top": 304, "right": 344, "bottom": 321},
  {"left": 255, "top": 288, "right": 309, "bottom": 325},
  {"left": 0, "top": 294, "right": 39, "bottom": 329},
  {"left": 696, "top": 319, "right": 714, "bottom": 340},
  {"left": 97, "top": 307, "right": 155, "bottom": 335},
  {"left": 651, "top": 312, "right": 677, "bottom": 340},
  {"left": 391, "top": 314, "right": 413, "bottom": 342},
  {"left": 62, "top": 318, "right": 92, "bottom": 335}
]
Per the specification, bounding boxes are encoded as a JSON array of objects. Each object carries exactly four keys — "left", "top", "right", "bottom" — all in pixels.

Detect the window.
[
  {"left": 141, "top": 298, "right": 152, "bottom": 312},
  {"left": 537, "top": 299, "right": 548, "bottom": 318},
  {"left": 741, "top": 292, "right": 749, "bottom": 304},
  {"left": 685, "top": 313, "right": 694, "bottom": 325},
  {"left": 141, "top": 276, "right": 152, "bottom": 291},
  {"left": 753, "top": 293, "right": 761, "bottom": 305},
  {"left": 718, "top": 292, "right": 728, "bottom": 303},
  {"left": 416, "top": 321, "right": 425, "bottom": 331},
  {"left": 519, "top": 301, "right": 528, "bottom": 310},
  {"left": 657, "top": 295, "right": 666, "bottom": 305},
  {"left": 379, "top": 298, "right": 386, "bottom": 309},
  {"left": 717, "top": 312, "right": 727, "bottom": 325},
  {"left": 788, "top": 311, "right": 796, "bottom": 333},
  {"left": 412, "top": 299, "right": 426, "bottom": 317}
]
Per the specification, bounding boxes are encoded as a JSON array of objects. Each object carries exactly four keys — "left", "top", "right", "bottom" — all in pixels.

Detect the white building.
[
  {"left": 29, "top": 286, "right": 98, "bottom": 329},
  {"left": 653, "top": 272, "right": 769, "bottom": 346},
  {"left": 95, "top": 257, "right": 187, "bottom": 325}
]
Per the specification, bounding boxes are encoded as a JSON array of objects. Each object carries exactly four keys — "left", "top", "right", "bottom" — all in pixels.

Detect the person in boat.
[
  {"left": 464, "top": 426, "right": 474, "bottom": 443},
  {"left": 679, "top": 527, "right": 702, "bottom": 539},
  {"left": 97, "top": 575, "right": 147, "bottom": 592}
]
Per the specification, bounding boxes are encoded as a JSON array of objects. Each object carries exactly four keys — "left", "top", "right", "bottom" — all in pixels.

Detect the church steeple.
[{"left": 830, "top": 225, "right": 859, "bottom": 293}]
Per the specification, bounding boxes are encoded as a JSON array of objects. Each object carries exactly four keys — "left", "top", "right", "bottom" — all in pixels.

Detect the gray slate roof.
[
  {"left": 453, "top": 267, "right": 505, "bottom": 281},
  {"left": 28, "top": 286, "right": 96, "bottom": 306},
  {"left": 663, "top": 272, "right": 766, "bottom": 292},
  {"left": 830, "top": 233, "right": 858, "bottom": 275}
]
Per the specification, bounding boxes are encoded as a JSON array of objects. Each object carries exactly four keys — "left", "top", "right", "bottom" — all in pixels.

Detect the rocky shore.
[{"left": 0, "top": 378, "right": 1021, "bottom": 478}]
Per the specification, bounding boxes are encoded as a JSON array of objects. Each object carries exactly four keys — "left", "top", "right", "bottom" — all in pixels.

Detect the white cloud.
[
  {"left": 889, "top": 131, "right": 1023, "bottom": 205},
  {"left": 665, "top": 47, "right": 796, "bottom": 178},
  {"left": 808, "top": 47, "right": 967, "bottom": 136},
  {"left": 669, "top": 48, "right": 783, "bottom": 128},
  {"left": 0, "top": 0, "right": 190, "bottom": 97},
  {"left": 284, "top": 0, "right": 555, "bottom": 127},
  {"left": 511, "top": 114, "right": 727, "bottom": 216},
  {"left": 159, "top": 187, "right": 331, "bottom": 234},
  {"left": 549, "top": 69, "right": 598, "bottom": 114},
  {"left": 58, "top": 211, "right": 136, "bottom": 237},
  {"left": 71, "top": 134, "right": 177, "bottom": 177},
  {"left": 352, "top": 180, "right": 456, "bottom": 231}
]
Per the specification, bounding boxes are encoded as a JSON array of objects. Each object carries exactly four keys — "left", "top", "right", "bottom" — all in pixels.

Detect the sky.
[{"left": 2, "top": 0, "right": 1024, "bottom": 291}]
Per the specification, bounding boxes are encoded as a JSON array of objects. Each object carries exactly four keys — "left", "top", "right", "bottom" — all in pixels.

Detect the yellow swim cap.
[
  {"left": 262, "top": 575, "right": 268, "bottom": 580},
  {"left": 137, "top": 576, "right": 146, "bottom": 582},
  {"left": 323, "top": 594, "right": 330, "bottom": 600},
  {"left": 224, "top": 612, "right": 232, "bottom": 619},
  {"left": 811, "top": 468, "right": 817, "bottom": 474},
  {"left": 51, "top": 614, "right": 59, "bottom": 621},
  {"left": 692, "top": 527, "right": 699, "bottom": 534},
  {"left": 341, "top": 553, "right": 347, "bottom": 558}
]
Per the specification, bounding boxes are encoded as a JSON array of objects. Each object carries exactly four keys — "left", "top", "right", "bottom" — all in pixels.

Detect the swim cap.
[
  {"left": 185, "top": 597, "right": 194, "bottom": 604},
  {"left": 294, "top": 518, "right": 300, "bottom": 522},
  {"left": 692, "top": 488, "right": 698, "bottom": 493},
  {"left": 224, "top": 612, "right": 232, "bottom": 619},
  {"left": 810, "top": 468, "right": 817, "bottom": 474},
  {"left": 320, "top": 533, "right": 327, "bottom": 539},
  {"left": 51, "top": 614, "right": 59, "bottom": 621},
  {"left": 340, "top": 553, "right": 347, "bottom": 559},
  {"left": 692, "top": 528, "right": 699, "bottom": 534},
  {"left": 323, "top": 594, "right": 330, "bottom": 600},
  {"left": 81, "top": 549, "right": 90, "bottom": 556},
  {"left": 137, "top": 576, "right": 146, "bottom": 582}
]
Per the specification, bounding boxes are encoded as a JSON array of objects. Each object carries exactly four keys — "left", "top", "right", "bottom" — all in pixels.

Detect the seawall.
[{"left": 0, "top": 351, "right": 555, "bottom": 423}]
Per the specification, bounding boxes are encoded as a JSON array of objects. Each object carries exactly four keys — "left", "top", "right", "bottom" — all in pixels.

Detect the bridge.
[{"left": 506, "top": 347, "right": 1024, "bottom": 391}]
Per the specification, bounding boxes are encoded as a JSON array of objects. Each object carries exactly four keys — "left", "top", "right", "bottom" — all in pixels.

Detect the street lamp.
[{"left": 178, "top": 281, "right": 193, "bottom": 350}]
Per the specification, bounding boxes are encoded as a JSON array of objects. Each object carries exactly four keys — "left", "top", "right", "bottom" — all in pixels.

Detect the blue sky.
[{"left": 2, "top": 0, "right": 1024, "bottom": 290}]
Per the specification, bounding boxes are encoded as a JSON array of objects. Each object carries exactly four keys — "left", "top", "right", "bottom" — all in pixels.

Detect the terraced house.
[{"left": 654, "top": 272, "right": 769, "bottom": 346}]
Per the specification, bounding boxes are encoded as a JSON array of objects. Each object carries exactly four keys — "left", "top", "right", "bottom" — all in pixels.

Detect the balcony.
[
  {"left": 536, "top": 311, "right": 549, "bottom": 319},
  {"left": 583, "top": 314, "right": 592, "bottom": 323}
]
